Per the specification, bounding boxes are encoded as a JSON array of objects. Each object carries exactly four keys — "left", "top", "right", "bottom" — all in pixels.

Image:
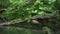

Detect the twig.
[
  {"left": 0, "top": 15, "right": 56, "bottom": 26},
  {"left": 0, "top": 15, "right": 38, "bottom": 26}
]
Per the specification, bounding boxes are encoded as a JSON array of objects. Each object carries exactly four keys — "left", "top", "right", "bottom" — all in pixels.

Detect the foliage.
[
  {"left": 0, "top": 0, "right": 60, "bottom": 34},
  {"left": 1, "top": 0, "right": 57, "bottom": 20}
]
